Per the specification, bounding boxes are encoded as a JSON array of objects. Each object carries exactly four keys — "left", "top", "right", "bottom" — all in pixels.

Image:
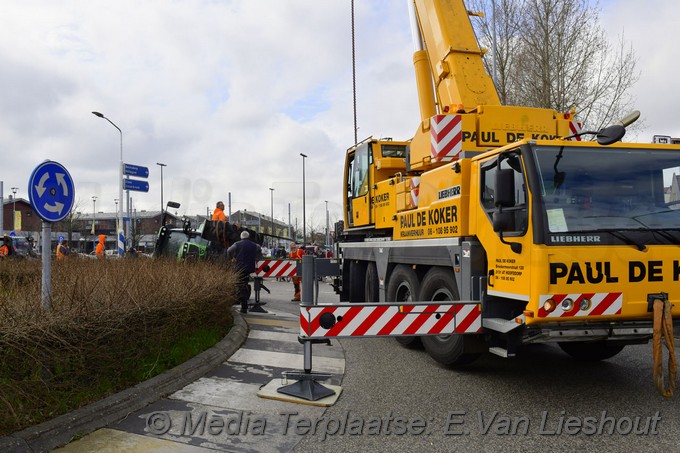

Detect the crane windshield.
[{"left": 532, "top": 145, "right": 680, "bottom": 234}]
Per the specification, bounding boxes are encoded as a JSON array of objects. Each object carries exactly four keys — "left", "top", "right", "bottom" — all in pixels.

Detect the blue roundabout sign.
[{"left": 28, "top": 160, "right": 75, "bottom": 223}]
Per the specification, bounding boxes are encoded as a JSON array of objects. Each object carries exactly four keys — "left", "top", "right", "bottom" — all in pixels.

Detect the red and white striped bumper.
[{"left": 538, "top": 292, "right": 623, "bottom": 318}]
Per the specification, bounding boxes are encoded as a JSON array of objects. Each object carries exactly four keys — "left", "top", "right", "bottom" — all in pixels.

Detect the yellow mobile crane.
[{"left": 336, "top": 0, "right": 679, "bottom": 379}]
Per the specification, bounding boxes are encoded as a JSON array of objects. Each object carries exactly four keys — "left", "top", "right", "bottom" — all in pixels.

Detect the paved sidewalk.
[{"left": 53, "top": 281, "right": 345, "bottom": 452}]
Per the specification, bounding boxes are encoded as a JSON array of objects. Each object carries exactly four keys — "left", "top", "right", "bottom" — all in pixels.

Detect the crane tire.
[
  {"left": 558, "top": 341, "right": 625, "bottom": 361},
  {"left": 365, "top": 262, "right": 379, "bottom": 302},
  {"left": 419, "top": 267, "right": 480, "bottom": 367},
  {"left": 387, "top": 264, "right": 422, "bottom": 349},
  {"left": 348, "top": 260, "right": 367, "bottom": 302}
]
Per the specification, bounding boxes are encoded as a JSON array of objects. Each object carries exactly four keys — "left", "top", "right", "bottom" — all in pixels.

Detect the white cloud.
[
  {"left": 1, "top": 0, "right": 379, "bottom": 225},
  {"left": 1, "top": 0, "right": 676, "bottom": 236},
  {"left": 601, "top": 0, "right": 680, "bottom": 139}
]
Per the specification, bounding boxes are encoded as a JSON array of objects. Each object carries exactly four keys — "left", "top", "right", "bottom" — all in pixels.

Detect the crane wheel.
[
  {"left": 348, "top": 260, "right": 367, "bottom": 302},
  {"left": 419, "top": 267, "right": 480, "bottom": 367},
  {"left": 387, "top": 265, "right": 423, "bottom": 349},
  {"left": 365, "top": 262, "right": 379, "bottom": 302},
  {"left": 558, "top": 341, "right": 625, "bottom": 361}
]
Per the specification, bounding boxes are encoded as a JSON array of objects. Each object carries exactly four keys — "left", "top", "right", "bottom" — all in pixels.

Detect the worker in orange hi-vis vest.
[
  {"left": 289, "top": 242, "right": 305, "bottom": 301},
  {"left": 56, "top": 240, "right": 70, "bottom": 261},
  {"left": 212, "top": 201, "right": 227, "bottom": 221},
  {"left": 95, "top": 234, "right": 107, "bottom": 259},
  {"left": 0, "top": 235, "right": 13, "bottom": 258}
]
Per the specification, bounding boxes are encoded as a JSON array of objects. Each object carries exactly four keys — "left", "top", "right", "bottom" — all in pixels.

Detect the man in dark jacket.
[{"left": 227, "top": 231, "right": 262, "bottom": 313}]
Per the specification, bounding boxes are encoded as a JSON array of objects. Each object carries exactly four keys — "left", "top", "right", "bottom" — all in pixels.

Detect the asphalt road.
[{"left": 267, "top": 279, "right": 680, "bottom": 453}]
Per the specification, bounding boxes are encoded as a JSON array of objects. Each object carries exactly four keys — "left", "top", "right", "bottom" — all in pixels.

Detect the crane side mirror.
[
  {"left": 596, "top": 124, "right": 626, "bottom": 146},
  {"left": 493, "top": 211, "right": 514, "bottom": 232},
  {"left": 494, "top": 168, "right": 516, "bottom": 208}
]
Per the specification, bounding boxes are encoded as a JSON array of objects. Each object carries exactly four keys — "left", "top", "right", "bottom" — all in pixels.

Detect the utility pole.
[
  {"left": 11, "top": 187, "right": 18, "bottom": 231},
  {"left": 91, "top": 195, "right": 97, "bottom": 251},
  {"left": 228, "top": 192, "right": 232, "bottom": 222},
  {"left": 300, "top": 153, "right": 307, "bottom": 244},
  {"left": 156, "top": 162, "right": 167, "bottom": 214},
  {"left": 325, "top": 200, "right": 330, "bottom": 246},
  {"left": 269, "top": 187, "right": 274, "bottom": 248}
]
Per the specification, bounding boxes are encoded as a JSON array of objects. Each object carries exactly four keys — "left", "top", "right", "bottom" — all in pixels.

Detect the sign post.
[
  {"left": 123, "top": 163, "right": 149, "bottom": 251},
  {"left": 28, "top": 160, "right": 75, "bottom": 310}
]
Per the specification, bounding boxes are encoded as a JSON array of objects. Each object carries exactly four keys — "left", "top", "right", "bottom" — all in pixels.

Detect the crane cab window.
[
  {"left": 534, "top": 145, "right": 680, "bottom": 232},
  {"left": 481, "top": 153, "right": 528, "bottom": 233},
  {"left": 349, "top": 144, "right": 371, "bottom": 198},
  {"left": 381, "top": 144, "right": 406, "bottom": 158}
]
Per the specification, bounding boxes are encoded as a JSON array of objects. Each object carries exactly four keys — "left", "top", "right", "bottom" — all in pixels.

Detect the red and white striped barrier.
[
  {"left": 537, "top": 292, "right": 623, "bottom": 318},
  {"left": 300, "top": 302, "right": 482, "bottom": 339},
  {"left": 255, "top": 259, "right": 298, "bottom": 277}
]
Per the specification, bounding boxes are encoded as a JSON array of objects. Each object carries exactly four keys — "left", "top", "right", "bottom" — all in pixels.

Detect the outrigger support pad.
[
  {"left": 276, "top": 256, "right": 338, "bottom": 401},
  {"left": 277, "top": 371, "right": 336, "bottom": 401},
  {"left": 249, "top": 276, "right": 269, "bottom": 313}
]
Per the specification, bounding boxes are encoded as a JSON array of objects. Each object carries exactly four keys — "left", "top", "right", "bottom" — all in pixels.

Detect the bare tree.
[
  {"left": 469, "top": 0, "right": 639, "bottom": 131},
  {"left": 55, "top": 199, "right": 87, "bottom": 246},
  {"left": 468, "top": 0, "right": 523, "bottom": 105}
]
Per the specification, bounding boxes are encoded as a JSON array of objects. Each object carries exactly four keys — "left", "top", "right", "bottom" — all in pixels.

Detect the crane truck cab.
[{"left": 339, "top": 130, "right": 680, "bottom": 365}]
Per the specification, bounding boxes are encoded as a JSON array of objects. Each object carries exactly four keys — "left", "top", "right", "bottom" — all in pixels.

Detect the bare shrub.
[{"left": 0, "top": 257, "right": 238, "bottom": 435}]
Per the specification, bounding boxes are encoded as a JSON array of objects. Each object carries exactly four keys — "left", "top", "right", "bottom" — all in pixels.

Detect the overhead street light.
[{"left": 92, "top": 111, "right": 124, "bottom": 257}]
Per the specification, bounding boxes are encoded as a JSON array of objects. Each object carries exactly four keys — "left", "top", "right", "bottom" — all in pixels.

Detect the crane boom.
[{"left": 410, "top": 0, "right": 500, "bottom": 112}]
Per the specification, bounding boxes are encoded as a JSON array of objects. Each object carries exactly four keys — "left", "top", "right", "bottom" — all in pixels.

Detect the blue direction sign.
[
  {"left": 28, "top": 160, "right": 75, "bottom": 223},
  {"left": 123, "top": 163, "right": 149, "bottom": 178},
  {"left": 124, "top": 178, "right": 149, "bottom": 193}
]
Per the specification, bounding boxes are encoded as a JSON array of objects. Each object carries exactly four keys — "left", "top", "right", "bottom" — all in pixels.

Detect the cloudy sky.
[{"left": 1, "top": 0, "right": 679, "bottom": 230}]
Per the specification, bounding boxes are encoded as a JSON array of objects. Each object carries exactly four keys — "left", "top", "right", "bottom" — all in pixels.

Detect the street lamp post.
[
  {"left": 91, "top": 195, "right": 97, "bottom": 251},
  {"left": 325, "top": 200, "right": 329, "bottom": 246},
  {"left": 10, "top": 187, "right": 18, "bottom": 231},
  {"left": 114, "top": 198, "right": 119, "bottom": 235},
  {"left": 156, "top": 162, "right": 167, "bottom": 215},
  {"left": 269, "top": 187, "right": 274, "bottom": 248},
  {"left": 300, "top": 153, "right": 307, "bottom": 244},
  {"left": 92, "top": 111, "right": 124, "bottom": 258}
]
